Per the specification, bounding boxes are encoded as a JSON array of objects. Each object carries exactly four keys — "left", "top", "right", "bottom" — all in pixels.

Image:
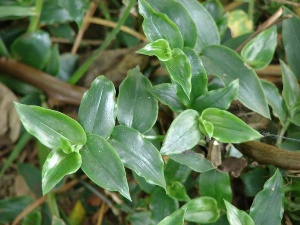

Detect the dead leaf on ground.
[
  {"left": 0, "top": 82, "right": 21, "bottom": 142},
  {"left": 218, "top": 157, "right": 247, "bottom": 177}
]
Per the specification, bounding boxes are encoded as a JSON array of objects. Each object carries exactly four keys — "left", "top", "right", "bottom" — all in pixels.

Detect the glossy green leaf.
[
  {"left": 60, "top": 137, "right": 73, "bottom": 154},
  {"left": 241, "top": 26, "right": 277, "bottom": 70},
  {"left": 161, "top": 109, "right": 201, "bottom": 155},
  {"left": 136, "top": 39, "right": 172, "bottom": 61},
  {"left": 44, "top": 44, "right": 61, "bottom": 76},
  {"left": 0, "top": 36, "right": 9, "bottom": 57},
  {"left": 14, "top": 103, "right": 87, "bottom": 149},
  {"left": 192, "top": 79, "right": 238, "bottom": 113},
  {"left": 22, "top": 211, "right": 42, "bottom": 225},
  {"left": 180, "top": 0, "right": 220, "bottom": 51},
  {"left": 138, "top": 0, "right": 183, "bottom": 49},
  {"left": 157, "top": 206, "right": 186, "bottom": 225},
  {"left": 199, "top": 118, "right": 214, "bottom": 139},
  {"left": 204, "top": 0, "right": 223, "bottom": 21},
  {"left": 117, "top": 67, "right": 158, "bottom": 133},
  {"left": 282, "top": 7, "right": 300, "bottom": 79},
  {"left": 164, "top": 48, "right": 192, "bottom": 97},
  {"left": 261, "top": 79, "right": 287, "bottom": 125},
  {"left": 81, "top": 134, "right": 130, "bottom": 200},
  {"left": 241, "top": 168, "right": 268, "bottom": 197},
  {"left": 183, "top": 47, "right": 208, "bottom": 99},
  {"left": 290, "top": 111, "right": 300, "bottom": 126},
  {"left": 224, "top": 200, "right": 254, "bottom": 225},
  {"left": 0, "top": 196, "right": 33, "bottom": 223},
  {"left": 10, "top": 30, "right": 51, "bottom": 69},
  {"left": 167, "top": 181, "right": 190, "bottom": 201},
  {"left": 110, "top": 125, "right": 166, "bottom": 188},
  {"left": 164, "top": 159, "right": 192, "bottom": 184},
  {"left": 40, "top": 0, "right": 89, "bottom": 28},
  {"left": 281, "top": 60, "right": 300, "bottom": 115},
  {"left": 79, "top": 76, "right": 116, "bottom": 138},
  {"left": 147, "top": 0, "right": 197, "bottom": 48},
  {"left": 150, "top": 188, "right": 179, "bottom": 225},
  {"left": 57, "top": 53, "right": 79, "bottom": 81},
  {"left": 249, "top": 169, "right": 284, "bottom": 225},
  {"left": 199, "top": 169, "right": 232, "bottom": 209},
  {"left": 184, "top": 197, "right": 220, "bottom": 223},
  {"left": 148, "top": 83, "right": 185, "bottom": 113},
  {"left": 42, "top": 147, "right": 81, "bottom": 195},
  {"left": 170, "top": 151, "right": 214, "bottom": 173},
  {"left": 133, "top": 171, "right": 156, "bottom": 194},
  {"left": 201, "top": 45, "right": 270, "bottom": 118},
  {"left": 127, "top": 211, "right": 151, "bottom": 225},
  {"left": 201, "top": 108, "right": 262, "bottom": 143}
]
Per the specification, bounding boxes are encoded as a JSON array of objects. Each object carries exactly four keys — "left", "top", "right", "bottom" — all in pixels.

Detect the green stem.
[
  {"left": 248, "top": 0, "right": 254, "bottom": 22},
  {"left": 27, "top": 0, "right": 44, "bottom": 32},
  {"left": 47, "top": 192, "right": 60, "bottom": 218},
  {"left": 0, "top": 132, "right": 32, "bottom": 179},
  {"left": 143, "top": 135, "right": 165, "bottom": 142},
  {"left": 68, "top": 0, "right": 137, "bottom": 85},
  {"left": 276, "top": 120, "right": 290, "bottom": 145}
]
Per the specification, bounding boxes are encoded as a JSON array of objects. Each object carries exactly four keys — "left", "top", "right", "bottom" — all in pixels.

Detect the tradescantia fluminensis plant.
[{"left": 14, "top": 0, "right": 298, "bottom": 224}]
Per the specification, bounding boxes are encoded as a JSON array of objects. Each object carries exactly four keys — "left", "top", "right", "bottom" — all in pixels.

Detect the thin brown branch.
[
  {"left": 236, "top": 7, "right": 283, "bottom": 53},
  {"left": 273, "top": 0, "right": 300, "bottom": 7},
  {"left": 86, "top": 17, "right": 148, "bottom": 42},
  {"left": 238, "top": 141, "right": 300, "bottom": 170},
  {"left": 0, "top": 58, "right": 86, "bottom": 105},
  {"left": 71, "top": 1, "right": 99, "bottom": 54}
]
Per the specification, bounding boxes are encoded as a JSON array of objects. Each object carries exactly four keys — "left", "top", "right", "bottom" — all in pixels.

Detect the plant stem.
[
  {"left": 27, "top": 0, "right": 44, "bottom": 32},
  {"left": 47, "top": 192, "right": 60, "bottom": 218},
  {"left": 0, "top": 132, "right": 32, "bottom": 179},
  {"left": 248, "top": 0, "right": 254, "bottom": 22},
  {"left": 276, "top": 120, "right": 290, "bottom": 145},
  {"left": 143, "top": 135, "right": 165, "bottom": 142},
  {"left": 68, "top": 0, "right": 137, "bottom": 85}
]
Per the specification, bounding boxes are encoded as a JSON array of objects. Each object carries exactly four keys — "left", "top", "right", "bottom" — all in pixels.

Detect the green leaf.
[
  {"left": 57, "top": 53, "right": 79, "bottom": 81},
  {"left": 179, "top": 0, "right": 220, "bottom": 51},
  {"left": 241, "top": 26, "right": 277, "bottom": 70},
  {"left": 0, "top": 196, "right": 33, "bottom": 223},
  {"left": 199, "top": 118, "right": 214, "bottom": 139},
  {"left": 157, "top": 206, "right": 186, "bottom": 225},
  {"left": 42, "top": 147, "right": 82, "bottom": 195},
  {"left": 127, "top": 212, "right": 151, "bottom": 225},
  {"left": 199, "top": 169, "right": 232, "bottom": 209},
  {"left": 224, "top": 200, "right": 254, "bottom": 225},
  {"left": 51, "top": 216, "right": 66, "bottom": 225},
  {"left": 110, "top": 125, "right": 166, "bottom": 188},
  {"left": 0, "top": 36, "right": 10, "bottom": 57},
  {"left": 149, "top": 83, "right": 186, "bottom": 113},
  {"left": 227, "top": 10, "right": 253, "bottom": 37},
  {"left": 169, "top": 151, "right": 214, "bottom": 173},
  {"left": 44, "top": 44, "right": 61, "bottom": 76},
  {"left": 160, "top": 109, "right": 201, "bottom": 155},
  {"left": 60, "top": 137, "right": 73, "bottom": 154},
  {"left": 201, "top": 108, "right": 262, "bottom": 143},
  {"left": 40, "top": 0, "right": 89, "bottom": 28},
  {"left": 249, "top": 169, "right": 284, "bottom": 225},
  {"left": 14, "top": 103, "right": 87, "bottom": 149},
  {"left": 282, "top": 7, "right": 300, "bottom": 79},
  {"left": 261, "top": 79, "right": 287, "bottom": 125},
  {"left": 18, "top": 163, "right": 42, "bottom": 196},
  {"left": 192, "top": 79, "right": 239, "bottom": 113},
  {"left": 136, "top": 39, "right": 172, "bottom": 61},
  {"left": 138, "top": 0, "right": 183, "bottom": 49},
  {"left": 117, "top": 67, "right": 158, "bottom": 133},
  {"left": 10, "top": 30, "right": 51, "bottom": 70},
  {"left": 133, "top": 171, "right": 156, "bottom": 194},
  {"left": 22, "top": 211, "right": 42, "bottom": 225},
  {"left": 241, "top": 168, "right": 268, "bottom": 197},
  {"left": 147, "top": 0, "right": 197, "bottom": 48},
  {"left": 167, "top": 181, "right": 190, "bottom": 201},
  {"left": 183, "top": 47, "right": 208, "bottom": 99},
  {"left": 164, "top": 159, "right": 192, "bottom": 184},
  {"left": 184, "top": 197, "right": 220, "bottom": 223},
  {"left": 78, "top": 76, "right": 116, "bottom": 138},
  {"left": 150, "top": 188, "right": 179, "bottom": 225},
  {"left": 281, "top": 60, "right": 300, "bottom": 115},
  {"left": 164, "top": 48, "right": 192, "bottom": 97},
  {"left": 201, "top": 45, "right": 270, "bottom": 118},
  {"left": 80, "top": 134, "right": 130, "bottom": 200}
]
